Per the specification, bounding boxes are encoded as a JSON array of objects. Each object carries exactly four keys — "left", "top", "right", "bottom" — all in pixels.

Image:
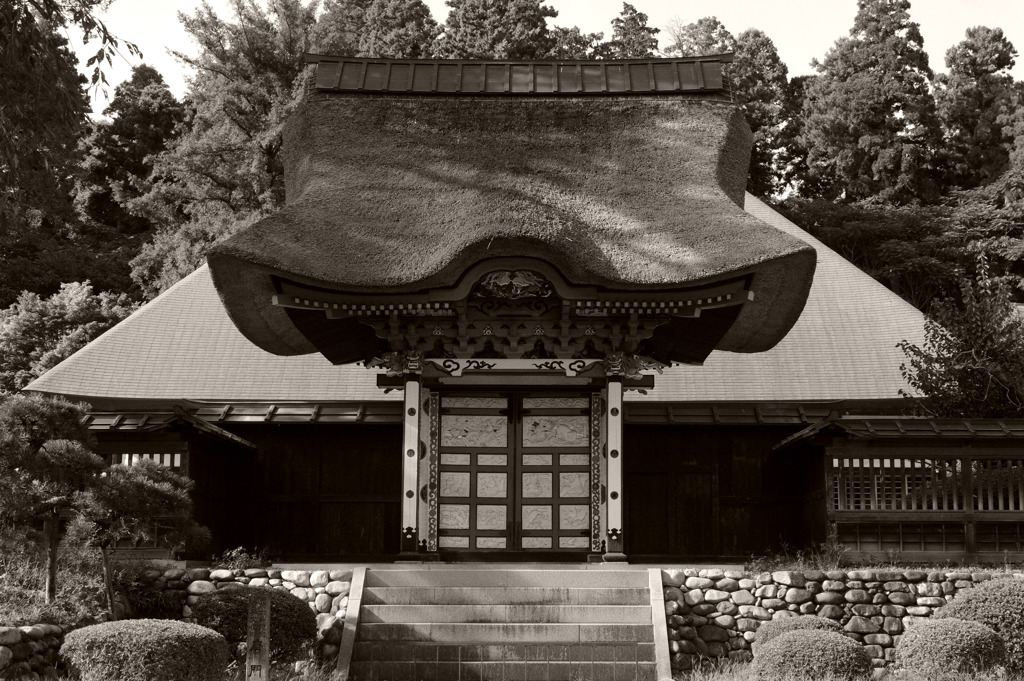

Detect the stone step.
[
  {"left": 356, "top": 622, "right": 655, "bottom": 644},
  {"left": 362, "top": 586, "right": 651, "bottom": 606},
  {"left": 348, "top": 658, "right": 658, "bottom": 681},
  {"left": 361, "top": 604, "right": 652, "bottom": 624},
  {"left": 364, "top": 569, "right": 648, "bottom": 589}
]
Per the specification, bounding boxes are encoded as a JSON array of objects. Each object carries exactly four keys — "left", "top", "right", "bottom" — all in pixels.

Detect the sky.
[{"left": 73, "top": 0, "right": 1024, "bottom": 113}]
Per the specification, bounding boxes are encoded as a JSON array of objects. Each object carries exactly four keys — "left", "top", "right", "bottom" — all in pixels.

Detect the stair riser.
[
  {"left": 362, "top": 586, "right": 650, "bottom": 605},
  {"left": 357, "top": 623, "right": 654, "bottom": 643},
  {"left": 361, "top": 604, "right": 651, "bottom": 624},
  {"left": 364, "top": 570, "right": 648, "bottom": 589},
  {"left": 348, "top": 659, "right": 658, "bottom": 681}
]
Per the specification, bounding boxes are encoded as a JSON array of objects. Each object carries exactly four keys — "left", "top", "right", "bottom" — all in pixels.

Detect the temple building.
[{"left": 26, "top": 56, "right": 1024, "bottom": 563}]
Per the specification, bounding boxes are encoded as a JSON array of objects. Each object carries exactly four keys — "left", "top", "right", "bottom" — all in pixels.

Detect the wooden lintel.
[{"left": 356, "top": 404, "right": 367, "bottom": 423}]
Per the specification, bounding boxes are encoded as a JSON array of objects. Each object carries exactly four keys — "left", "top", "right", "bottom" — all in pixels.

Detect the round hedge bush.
[
  {"left": 754, "top": 615, "right": 842, "bottom": 646},
  {"left": 895, "top": 617, "right": 1005, "bottom": 676},
  {"left": 190, "top": 586, "right": 316, "bottom": 661},
  {"left": 62, "top": 619, "right": 228, "bottom": 681},
  {"left": 934, "top": 577, "right": 1024, "bottom": 673},
  {"left": 754, "top": 630, "right": 871, "bottom": 681}
]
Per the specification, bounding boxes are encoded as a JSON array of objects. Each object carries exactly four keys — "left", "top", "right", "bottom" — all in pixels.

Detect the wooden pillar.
[
  {"left": 400, "top": 374, "right": 421, "bottom": 556},
  {"left": 605, "top": 377, "right": 626, "bottom": 561}
]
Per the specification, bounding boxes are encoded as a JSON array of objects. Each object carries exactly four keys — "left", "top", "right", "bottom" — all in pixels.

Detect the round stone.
[
  {"left": 731, "top": 590, "right": 755, "bottom": 606},
  {"left": 682, "top": 590, "right": 704, "bottom": 606},
  {"left": 698, "top": 625, "right": 729, "bottom": 643},
  {"left": 714, "top": 615, "right": 735, "bottom": 629},
  {"left": 310, "top": 571, "right": 330, "bottom": 588},
  {"left": 845, "top": 589, "right": 870, "bottom": 604},
  {"left": 249, "top": 578, "right": 270, "bottom": 587},
  {"left": 185, "top": 568, "right": 210, "bottom": 582},
  {"left": 662, "top": 569, "right": 685, "bottom": 587},
  {"left": 0, "top": 646, "right": 13, "bottom": 668},
  {"left": 819, "top": 605, "right": 845, "bottom": 619},
  {"left": 716, "top": 578, "right": 739, "bottom": 592},
  {"left": 291, "top": 587, "right": 316, "bottom": 602},
  {"left": 703, "top": 590, "right": 730, "bottom": 604},
  {"left": 244, "top": 569, "right": 268, "bottom": 579},
  {"left": 315, "top": 593, "right": 332, "bottom": 613},
  {"left": 282, "top": 570, "right": 311, "bottom": 587},
  {"left": 685, "top": 577, "right": 715, "bottom": 590},
  {"left": 887, "top": 592, "right": 915, "bottom": 606},
  {"left": 187, "top": 580, "right": 216, "bottom": 595},
  {"left": 0, "top": 629, "right": 21, "bottom": 647},
  {"left": 845, "top": 616, "right": 881, "bottom": 634},
  {"left": 209, "top": 569, "right": 234, "bottom": 581},
  {"left": 772, "top": 571, "right": 806, "bottom": 587},
  {"left": 716, "top": 601, "right": 739, "bottom": 616},
  {"left": 784, "top": 588, "right": 813, "bottom": 604},
  {"left": 664, "top": 587, "right": 684, "bottom": 602}
]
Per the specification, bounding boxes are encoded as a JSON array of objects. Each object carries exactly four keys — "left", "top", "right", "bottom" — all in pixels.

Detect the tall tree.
[
  {"left": 129, "top": 0, "right": 319, "bottom": 296},
  {"left": 934, "top": 26, "right": 1018, "bottom": 189},
  {"left": 311, "top": 0, "right": 372, "bottom": 56},
  {"left": 799, "top": 0, "right": 941, "bottom": 204},
  {"left": 0, "top": 282, "right": 138, "bottom": 395},
  {"left": 0, "top": 395, "right": 104, "bottom": 604},
  {"left": 358, "top": 0, "right": 438, "bottom": 58},
  {"left": 662, "top": 16, "right": 736, "bottom": 57},
  {"left": 732, "top": 29, "right": 790, "bottom": 197},
  {"left": 433, "top": 0, "right": 557, "bottom": 60},
  {"left": 76, "top": 65, "right": 186, "bottom": 237},
  {"left": 605, "top": 3, "right": 658, "bottom": 59}
]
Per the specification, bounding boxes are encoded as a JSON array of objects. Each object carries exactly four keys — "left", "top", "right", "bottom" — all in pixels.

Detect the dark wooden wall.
[
  {"left": 623, "top": 425, "right": 826, "bottom": 561},
  {"left": 189, "top": 424, "right": 402, "bottom": 560}
]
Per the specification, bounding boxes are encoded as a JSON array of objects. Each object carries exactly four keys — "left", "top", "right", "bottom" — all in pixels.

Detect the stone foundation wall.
[
  {"left": 149, "top": 567, "right": 350, "bottom": 664},
  {"left": 661, "top": 568, "right": 1024, "bottom": 674},
  {"left": 0, "top": 624, "right": 65, "bottom": 680}
]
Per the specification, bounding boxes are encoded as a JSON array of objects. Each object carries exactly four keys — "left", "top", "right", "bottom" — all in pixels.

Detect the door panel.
[{"left": 437, "top": 394, "right": 592, "bottom": 553}]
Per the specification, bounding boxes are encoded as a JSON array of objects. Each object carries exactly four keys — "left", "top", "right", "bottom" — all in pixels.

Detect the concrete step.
[
  {"left": 364, "top": 569, "right": 648, "bottom": 589},
  {"left": 349, "top": 642, "right": 657, "bottom": 681},
  {"left": 357, "top": 622, "right": 654, "bottom": 644},
  {"left": 361, "top": 604, "right": 652, "bottom": 624},
  {"left": 362, "top": 586, "right": 651, "bottom": 606}
]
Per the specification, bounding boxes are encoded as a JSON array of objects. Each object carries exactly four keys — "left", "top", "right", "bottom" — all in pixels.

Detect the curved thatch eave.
[{"left": 208, "top": 94, "right": 816, "bottom": 359}]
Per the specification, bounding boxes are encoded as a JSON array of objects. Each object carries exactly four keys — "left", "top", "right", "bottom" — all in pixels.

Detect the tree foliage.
[
  {"left": 900, "top": 256, "right": 1024, "bottom": 417},
  {"left": 433, "top": 0, "right": 557, "bottom": 60},
  {"left": 358, "top": 0, "right": 438, "bottom": 58},
  {"left": 663, "top": 16, "right": 735, "bottom": 57},
  {"left": 0, "top": 395, "right": 102, "bottom": 603},
  {"left": 605, "top": 3, "right": 658, "bottom": 59},
  {"left": 935, "top": 26, "right": 1018, "bottom": 189},
  {"left": 799, "top": 0, "right": 941, "bottom": 204},
  {"left": 0, "top": 282, "right": 138, "bottom": 395}
]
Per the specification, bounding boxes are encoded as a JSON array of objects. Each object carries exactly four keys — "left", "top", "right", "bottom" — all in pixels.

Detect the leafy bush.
[
  {"left": 754, "top": 615, "right": 842, "bottom": 646},
  {"left": 113, "top": 563, "right": 185, "bottom": 620},
  {"left": 754, "top": 630, "right": 871, "bottom": 681},
  {"left": 935, "top": 577, "right": 1024, "bottom": 673},
  {"left": 212, "top": 546, "right": 271, "bottom": 570},
  {"left": 62, "top": 618, "right": 228, "bottom": 681},
  {"left": 190, "top": 586, "right": 315, "bottom": 662},
  {"left": 896, "top": 617, "right": 1005, "bottom": 676}
]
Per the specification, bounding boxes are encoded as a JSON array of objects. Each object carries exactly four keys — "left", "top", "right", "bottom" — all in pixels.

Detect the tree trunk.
[
  {"left": 100, "top": 547, "right": 118, "bottom": 620},
  {"left": 43, "top": 512, "right": 59, "bottom": 604}
]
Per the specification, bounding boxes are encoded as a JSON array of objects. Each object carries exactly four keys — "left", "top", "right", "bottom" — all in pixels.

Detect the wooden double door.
[{"left": 437, "top": 394, "right": 597, "bottom": 554}]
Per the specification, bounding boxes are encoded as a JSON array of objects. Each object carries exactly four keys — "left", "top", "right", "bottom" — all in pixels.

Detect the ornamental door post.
[
  {"left": 605, "top": 377, "right": 626, "bottom": 561},
  {"left": 400, "top": 373, "right": 422, "bottom": 555}
]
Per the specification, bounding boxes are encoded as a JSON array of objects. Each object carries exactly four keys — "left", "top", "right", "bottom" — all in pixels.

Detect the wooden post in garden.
[{"left": 246, "top": 589, "right": 271, "bottom": 681}]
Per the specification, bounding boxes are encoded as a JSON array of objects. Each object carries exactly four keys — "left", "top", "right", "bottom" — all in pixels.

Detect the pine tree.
[
  {"left": 606, "top": 3, "right": 658, "bottom": 59},
  {"left": 433, "top": 0, "right": 557, "bottom": 60},
  {"left": 358, "top": 0, "right": 438, "bottom": 58},
  {"left": 935, "top": 26, "right": 1018, "bottom": 189},
  {"left": 799, "top": 0, "right": 941, "bottom": 204},
  {"left": 548, "top": 26, "right": 607, "bottom": 60}
]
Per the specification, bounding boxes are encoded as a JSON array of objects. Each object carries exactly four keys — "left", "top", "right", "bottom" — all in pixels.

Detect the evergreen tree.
[
  {"left": 312, "top": 0, "right": 372, "bottom": 56},
  {"left": 799, "top": 0, "right": 941, "bottom": 204},
  {"left": 0, "top": 395, "right": 103, "bottom": 604},
  {"left": 732, "top": 29, "right": 790, "bottom": 197},
  {"left": 606, "top": 3, "right": 658, "bottom": 59},
  {"left": 935, "top": 26, "right": 1018, "bottom": 189},
  {"left": 76, "top": 65, "right": 186, "bottom": 237},
  {"left": 433, "top": 0, "right": 557, "bottom": 60},
  {"left": 548, "top": 26, "right": 607, "bottom": 60},
  {"left": 662, "top": 16, "right": 736, "bottom": 57},
  {"left": 358, "top": 0, "right": 438, "bottom": 58},
  {"left": 129, "top": 0, "right": 319, "bottom": 296}
]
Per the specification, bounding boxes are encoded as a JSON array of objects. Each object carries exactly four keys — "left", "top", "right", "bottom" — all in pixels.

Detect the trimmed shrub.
[
  {"left": 896, "top": 617, "right": 1005, "bottom": 676},
  {"left": 190, "top": 586, "right": 316, "bottom": 661},
  {"left": 62, "top": 619, "right": 228, "bottom": 681},
  {"left": 754, "top": 615, "right": 842, "bottom": 646},
  {"left": 934, "top": 576, "right": 1024, "bottom": 673},
  {"left": 754, "top": 630, "right": 871, "bottom": 681}
]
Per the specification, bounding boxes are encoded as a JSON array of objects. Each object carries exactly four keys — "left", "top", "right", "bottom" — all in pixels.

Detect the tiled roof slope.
[
  {"left": 632, "top": 195, "right": 926, "bottom": 402},
  {"left": 26, "top": 194, "right": 925, "bottom": 405}
]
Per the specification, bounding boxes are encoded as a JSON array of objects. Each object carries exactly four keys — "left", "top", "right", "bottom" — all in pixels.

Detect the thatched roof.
[
  {"left": 24, "top": 195, "right": 925, "bottom": 406},
  {"left": 208, "top": 79, "right": 816, "bottom": 360}
]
